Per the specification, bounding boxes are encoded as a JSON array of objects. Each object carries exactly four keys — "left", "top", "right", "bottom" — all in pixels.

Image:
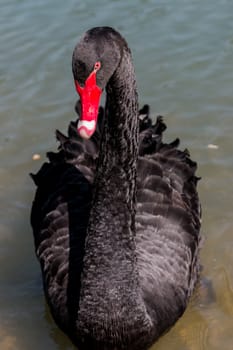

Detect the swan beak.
[{"left": 74, "top": 71, "right": 102, "bottom": 139}]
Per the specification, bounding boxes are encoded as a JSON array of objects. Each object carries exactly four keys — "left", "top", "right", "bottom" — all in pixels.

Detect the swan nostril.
[{"left": 94, "top": 61, "right": 101, "bottom": 71}]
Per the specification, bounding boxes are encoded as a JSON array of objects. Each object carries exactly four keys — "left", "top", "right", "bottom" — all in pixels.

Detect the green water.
[{"left": 0, "top": 0, "right": 233, "bottom": 349}]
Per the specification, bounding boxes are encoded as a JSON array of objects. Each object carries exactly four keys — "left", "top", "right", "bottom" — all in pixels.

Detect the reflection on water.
[{"left": 0, "top": 0, "right": 233, "bottom": 349}]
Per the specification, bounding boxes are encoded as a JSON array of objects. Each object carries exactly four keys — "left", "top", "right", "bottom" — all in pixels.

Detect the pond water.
[{"left": 0, "top": 0, "right": 233, "bottom": 349}]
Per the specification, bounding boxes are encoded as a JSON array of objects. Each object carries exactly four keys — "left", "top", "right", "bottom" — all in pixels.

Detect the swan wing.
[
  {"left": 30, "top": 107, "right": 104, "bottom": 332},
  {"left": 136, "top": 115, "right": 201, "bottom": 332}
]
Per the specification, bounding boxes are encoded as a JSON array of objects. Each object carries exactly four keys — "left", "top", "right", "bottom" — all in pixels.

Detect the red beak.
[{"left": 75, "top": 68, "right": 102, "bottom": 139}]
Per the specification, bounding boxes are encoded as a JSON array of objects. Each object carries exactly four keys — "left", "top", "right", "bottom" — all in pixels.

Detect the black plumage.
[{"left": 31, "top": 27, "right": 201, "bottom": 350}]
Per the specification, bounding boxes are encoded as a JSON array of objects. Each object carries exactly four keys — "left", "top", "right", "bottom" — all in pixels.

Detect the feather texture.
[{"left": 31, "top": 26, "right": 201, "bottom": 350}]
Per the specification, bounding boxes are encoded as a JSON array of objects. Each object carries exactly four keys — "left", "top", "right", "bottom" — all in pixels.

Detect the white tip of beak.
[{"left": 77, "top": 120, "right": 96, "bottom": 139}]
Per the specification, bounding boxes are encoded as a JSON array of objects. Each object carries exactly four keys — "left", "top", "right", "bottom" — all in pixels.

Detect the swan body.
[{"left": 31, "top": 27, "right": 201, "bottom": 350}]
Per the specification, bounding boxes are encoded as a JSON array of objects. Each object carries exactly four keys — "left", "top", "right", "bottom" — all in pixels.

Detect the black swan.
[{"left": 31, "top": 27, "right": 201, "bottom": 350}]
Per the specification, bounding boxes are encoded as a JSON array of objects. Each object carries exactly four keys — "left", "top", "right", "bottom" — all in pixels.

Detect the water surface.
[{"left": 1, "top": 0, "right": 233, "bottom": 349}]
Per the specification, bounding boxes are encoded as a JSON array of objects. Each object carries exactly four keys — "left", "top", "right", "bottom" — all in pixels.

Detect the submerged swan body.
[{"left": 31, "top": 27, "right": 201, "bottom": 350}]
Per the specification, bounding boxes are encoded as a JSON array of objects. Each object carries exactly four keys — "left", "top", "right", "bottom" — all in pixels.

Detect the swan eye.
[{"left": 94, "top": 61, "right": 101, "bottom": 71}]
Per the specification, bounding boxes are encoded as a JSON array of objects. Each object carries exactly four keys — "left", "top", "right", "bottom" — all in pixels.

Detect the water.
[{"left": 1, "top": 0, "right": 233, "bottom": 349}]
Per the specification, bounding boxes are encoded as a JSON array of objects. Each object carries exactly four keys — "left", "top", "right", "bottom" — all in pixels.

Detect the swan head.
[{"left": 72, "top": 27, "right": 124, "bottom": 139}]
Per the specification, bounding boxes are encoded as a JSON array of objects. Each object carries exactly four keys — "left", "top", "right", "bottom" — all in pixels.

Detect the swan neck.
[
  {"left": 75, "top": 39, "right": 153, "bottom": 343},
  {"left": 97, "top": 48, "right": 139, "bottom": 220},
  {"left": 101, "top": 47, "right": 139, "bottom": 185},
  {"left": 83, "top": 47, "right": 139, "bottom": 273}
]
